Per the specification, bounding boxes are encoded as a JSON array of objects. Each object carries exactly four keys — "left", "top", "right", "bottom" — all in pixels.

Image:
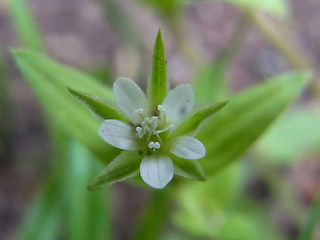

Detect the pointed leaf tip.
[{"left": 148, "top": 29, "right": 168, "bottom": 106}]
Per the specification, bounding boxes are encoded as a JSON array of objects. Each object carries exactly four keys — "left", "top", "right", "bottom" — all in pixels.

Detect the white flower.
[{"left": 98, "top": 77, "right": 206, "bottom": 189}]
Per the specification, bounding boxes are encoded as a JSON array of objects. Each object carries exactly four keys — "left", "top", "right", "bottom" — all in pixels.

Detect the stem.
[
  {"left": 247, "top": 11, "right": 320, "bottom": 99},
  {"left": 298, "top": 185, "right": 320, "bottom": 240},
  {"left": 131, "top": 189, "right": 171, "bottom": 240},
  {"left": 216, "top": 12, "right": 251, "bottom": 65}
]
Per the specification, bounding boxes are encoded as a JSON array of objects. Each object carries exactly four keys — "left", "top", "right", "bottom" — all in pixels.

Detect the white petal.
[
  {"left": 161, "top": 84, "right": 194, "bottom": 124},
  {"left": 98, "top": 119, "right": 138, "bottom": 150},
  {"left": 170, "top": 136, "right": 206, "bottom": 160},
  {"left": 140, "top": 155, "right": 174, "bottom": 189},
  {"left": 113, "top": 77, "right": 147, "bottom": 123}
]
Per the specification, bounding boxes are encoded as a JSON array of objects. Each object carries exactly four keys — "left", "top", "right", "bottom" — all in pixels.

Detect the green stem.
[
  {"left": 131, "top": 189, "right": 171, "bottom": 240},
  {"left": 247, "top": 11, "right": 320, "bottom": 99},
  {"left": 298, "top": 185, "right": 320, "bottom": 240}
]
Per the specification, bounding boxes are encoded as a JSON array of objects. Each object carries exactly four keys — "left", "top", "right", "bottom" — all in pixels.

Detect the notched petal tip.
[
  {"left": 171, "top": 136, "right": 206, "bottom": 160},
  {"left": 140, "top": 155, "right": 174, "bottom": 189},
  {"left": 98, "top": 119, "right": 138, "bottom": 150}
]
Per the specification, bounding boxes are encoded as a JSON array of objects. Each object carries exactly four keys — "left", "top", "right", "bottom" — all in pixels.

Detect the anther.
[{"left": 148, "top": 141, "right": 161, "bottom": 151}]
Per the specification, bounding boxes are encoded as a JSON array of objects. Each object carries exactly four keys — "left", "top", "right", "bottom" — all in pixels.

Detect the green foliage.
[
  {"left": 193, "top": 62, "right": 227, "bottom": 103},
  {"left": 171, "top": 155, "right": 206, "bottom": 181},
  {"left": 210, "top": 0, "right": 289, "bottom": 18},
  {"left": 148, "top": 29, "right": 168, "bottom": 107},
  {"left": 66, "top": 142, "right": 110, "bottom": 240},
  {"left": 132, "top": 190, "right": 171, "bottom": 240},
  {"left": 8, "top": 0, "right": 45, "bottom": 51},
  {"left": 175, "top": 101, "right": 228, "bottom": 136},
  {"left": 12, "top": 50, "right": 119, "bottom": 163},
  {"left": 197, "top": 72, "right": 310, "bottom": 175},
  {"left": 88, "top": 151, "right": 142, "bottom": 190},
  {"left": 257, "top": 107, "right": 320, "bottom": 163},
  {"left": 68, "top": 87, "right": 127, "bottom": 121}
]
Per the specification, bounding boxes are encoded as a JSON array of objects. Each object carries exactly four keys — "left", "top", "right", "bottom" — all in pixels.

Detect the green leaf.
[
  {"left": 68, "top": 87, "right": 127, "bottom": 121},
  {"left": 66, "top": 141, "right": 110, "bottom": 240},
  {"left": 172, "top": 155, "right": 206, "bottom": 181},
  {"left": 211, "top": 0, "right": 289, "bottom": 18},
  {"left": 148, "top": 29, "right": 168, "bottom": 107},
  {"left": 8, "top": 0, "right": 45, "bottom": 51},
  {"left": 12, "top": 50, "right": 114, "bottom": 99},
  {"left": 193, "top": 62, "right": 227, "bottom": 103},
  {"left": 175, "top": 101, "right": 228, "bottom": 136},
  {"left": 197, "top": 71, "right": 310, "bottom": 175},
  {"left": 12, "top": 50, "right": 120, "bottom": 163},
  {"left": 256, "top": 107, "right": 320, "bottom": 163},
  {"left": 88, "top": 151, "right": 143, "bottom": 190}
]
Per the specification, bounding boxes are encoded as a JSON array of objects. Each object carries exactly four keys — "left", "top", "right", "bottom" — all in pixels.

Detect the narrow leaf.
[
  {"left": 197, "top": 72, "right": 310, "bottom": 175},
  {"left": 8, "top": 0, "right": 45, "bottom": 51},
  {"left": 148, "top": 29, "right": 168, "bottom": 106},
  {"left": 210, "top": 0, "right": 289, "bottom": 18},
  {"left": 88, "top": 151, "right": 142, "bottom": 190},
  {"left": 66, "top": 141, "right": 110, "bottom": 240},
  {"left": 68, "top": 87, "right": 127, "bottom": 121},
  {"left": 172, "top": 155, "right": 206, "bottom": 181},
  {"left": 175, "top": 101, "right": 228, "bottom": 136},
  {"left": 12, "top": 51, "right": 120, "bottom": 163},
  {"left": 12, "top": 50, "right": 114, "bottom": 100}
]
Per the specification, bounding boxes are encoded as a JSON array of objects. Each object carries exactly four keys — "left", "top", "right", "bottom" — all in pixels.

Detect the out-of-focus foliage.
[
  {"left": 209, "top": 0, "right": 289, "bottom": 18},
  {"left": 197, "top": 72, "right": 310, "bottom": 175},
  {"left": 257, "top": 108, "right": 320, "bottom": 163}
]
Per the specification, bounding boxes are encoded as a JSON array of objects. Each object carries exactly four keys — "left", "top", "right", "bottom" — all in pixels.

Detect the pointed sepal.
[
  {"left": 147, "top": 29, "right": 168, "bottom": 107},
  {"left": 88, "top": 151, "right": 142, "bottom": 190},
  {"left": 68, "top": 87, "right": 127, "bottom": 121},
  {"left": 172, "top": 155, "right": 206, "bottom": 181},
  {"left": 175, "top": 101, "right": 228, "bottom": 136}
]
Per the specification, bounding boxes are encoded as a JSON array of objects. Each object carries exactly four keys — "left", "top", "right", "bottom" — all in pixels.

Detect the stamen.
[
  {"left": 156, "top": 124, "right": 175, "bottom": 134},
  {"left": 148, "top": 141, "right": 161, "bottom": 151},
  {"left": 157, "top": 105, "right": 167, "bottom": 124},
  {"left": 136, "top": 126, "right": 144, "bottom": 138},
  {"left": 133, "top": 108, "right": 145, "bottom": 122}
]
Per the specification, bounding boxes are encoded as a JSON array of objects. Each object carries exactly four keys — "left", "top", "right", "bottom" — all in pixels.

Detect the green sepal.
[
  {"left": 68, "top": 87, "right": 127, "bottom": 122},
  {"left": 175, "top": 101, "right": 228, "bottom": 136},
  {"left": 88, "top": 151, "right": 143, "bottom": 190},
  {"left": 172, "top": 155, "right": 206, "bottom": 181},
  {"left": 147, "top": 29, "right": 168, "bottom": 107}
]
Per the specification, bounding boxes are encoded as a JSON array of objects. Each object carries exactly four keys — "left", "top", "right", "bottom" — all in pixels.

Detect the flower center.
[{"left": 134, "top": 105, "right": 174, "bottom": 151}]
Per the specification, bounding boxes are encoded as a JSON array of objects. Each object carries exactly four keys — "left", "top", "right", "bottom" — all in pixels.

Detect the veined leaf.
[
  {"left": 12, "top": 51, "right": 120, "bottom": 163},
  {"left": 148, "top": 29, "right": 168, "bottom": 107},
  {"left": 88, "top": 151, "right": 142, "bottom": 190},
  {"left": 197, "top": 71, "right": 310, "bottom": 175},
  {"left": 68, "top": 87, "right": 127, "bottom": 121},
  {"left": 175, "top": 101, "right": 228, "bottom": 136}
]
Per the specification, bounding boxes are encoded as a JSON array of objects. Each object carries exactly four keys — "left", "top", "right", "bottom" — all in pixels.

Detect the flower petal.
[
  {"left": 113, "top": 77, "right": 147, "bottom": 123},
  {"left": 98, "top": 119, "right": 138, "bottom": 150},
  {"left": 170, "top": 136, "right": 206, "bottom": 160},
  {"left": 140, "top": 155, "right": 174, "bottom": 189},
  {"left": 161, "top": 84, "right": 194, "bottom": 124}
]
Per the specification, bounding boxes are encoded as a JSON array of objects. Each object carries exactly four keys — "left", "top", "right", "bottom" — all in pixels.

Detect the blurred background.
[{"left": 0, "top": 0, "right": 320, "bottom": 239}]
